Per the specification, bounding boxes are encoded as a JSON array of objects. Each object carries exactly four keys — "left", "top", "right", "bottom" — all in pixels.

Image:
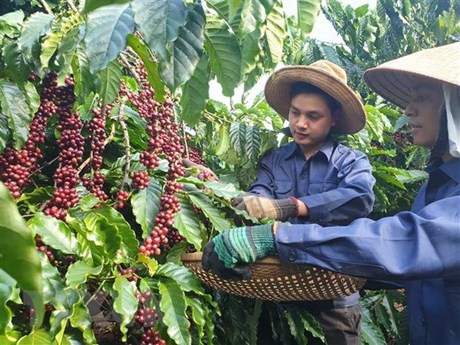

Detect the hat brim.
[
  {"left": 364, "top": 42, "right": 460, "bottom": 109},
  {"left": 264, "top": 66, "right": 366, "bottom": 135}
]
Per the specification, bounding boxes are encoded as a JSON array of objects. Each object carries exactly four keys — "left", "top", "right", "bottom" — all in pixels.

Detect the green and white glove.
[
  {"left": 202, "top": 224, "right": 277, "bottom": 279},
  {"left": 232, "top": 195, "right": 298, "bottom": 221}
]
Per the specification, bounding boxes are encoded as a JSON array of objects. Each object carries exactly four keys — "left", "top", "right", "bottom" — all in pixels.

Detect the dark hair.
[
  {"left": 430, "top": 106, "right": 449, "bottom": 159},
  {"left": 289, "top": 82, "right": 340, "bottom": 112}
]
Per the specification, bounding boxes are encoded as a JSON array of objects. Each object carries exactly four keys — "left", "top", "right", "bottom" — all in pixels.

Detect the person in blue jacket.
[
  {"left": 202, "top": 42, "right": 460, "bottom": 345},
  {"left": 230, "top": 60, "right": 375, "bottom": 345}
]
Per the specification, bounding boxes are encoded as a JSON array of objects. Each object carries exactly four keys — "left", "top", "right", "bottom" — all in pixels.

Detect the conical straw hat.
[
  {"left": 364, "top": 42, "right": 460, "bottom": 108},
  {"left": 264, "top": 60, "right": 366, "bottom": 135}
]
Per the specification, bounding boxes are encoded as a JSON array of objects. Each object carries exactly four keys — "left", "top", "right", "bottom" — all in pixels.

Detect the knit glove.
[
  {"left": 231, "top": 195, "right": 298, "bottom": 221},
  {"left": 202, "top": 224, "right": 276, "bottom": 279}
]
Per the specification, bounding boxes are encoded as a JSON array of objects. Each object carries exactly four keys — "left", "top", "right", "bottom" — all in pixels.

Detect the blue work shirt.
[
  {"left": 248, "top": 138, "right": 376, "bottom": 307},
  {"left": 276, "top": 157, "right": 460, "bottom": 345}
]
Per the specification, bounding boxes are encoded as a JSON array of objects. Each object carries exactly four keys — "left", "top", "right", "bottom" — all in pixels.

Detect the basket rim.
[{"left": 182, "top": 251, "right": 294, "bottom": 265}]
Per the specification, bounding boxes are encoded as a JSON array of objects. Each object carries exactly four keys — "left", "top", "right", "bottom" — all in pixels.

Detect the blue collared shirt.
[
  {"left": 276, "top": 158, "right": 460, "bottom": 344},
  {"left": 248, "top": 138, "right": 376, "bottom": 307}
]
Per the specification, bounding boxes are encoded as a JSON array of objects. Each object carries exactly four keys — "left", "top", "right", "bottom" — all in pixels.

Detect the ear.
[{"left": 330, "top": 110, "right": 339, "bottom": 127}]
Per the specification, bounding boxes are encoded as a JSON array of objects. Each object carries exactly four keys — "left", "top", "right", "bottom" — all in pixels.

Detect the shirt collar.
[
  {"left": 285, "top": 137, "right": 336, "bottom": 161},
  {"left": 438, "top": 158, "right": 460, "bottom": 183}
]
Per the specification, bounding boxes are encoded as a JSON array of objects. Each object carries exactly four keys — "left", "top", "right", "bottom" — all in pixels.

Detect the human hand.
[
  {"left": 201, "top": 224, "right": 277, "bottom": 279},
  {"left": 182, "top": 158, "right": 219, "bottom": 181},
  {"left": 231, "top": 195, "right": 298, "bottom": 221}
]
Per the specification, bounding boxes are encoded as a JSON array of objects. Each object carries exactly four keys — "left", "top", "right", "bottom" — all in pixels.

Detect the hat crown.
[{"left": 310, "top": 60, "right": 348, "bottom": 84}]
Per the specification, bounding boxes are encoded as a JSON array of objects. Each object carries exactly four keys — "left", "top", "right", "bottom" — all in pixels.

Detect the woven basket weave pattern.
[{"left": 182, "top": 253, "right": 366, "bottom": 302}]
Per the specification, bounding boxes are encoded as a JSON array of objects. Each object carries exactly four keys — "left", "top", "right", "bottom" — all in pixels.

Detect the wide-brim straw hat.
[
  {"left": 364, "top": 42, "right": 460, "bottom": 108},
  {"left": 264, "top": 60, "right": 366, "bottom": 135}
]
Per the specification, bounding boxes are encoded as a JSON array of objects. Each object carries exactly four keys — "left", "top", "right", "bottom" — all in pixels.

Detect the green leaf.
[
  {"left": 202, "top": 180, "right": 241, "bottom": 199},
  {"left": 131, "top": 0, "right": 187, "bottom": 62},
  {"left": 69, "top": 301, "right": 97, "bottom": 344},
  {"left": 28, "top": 213, "right": 78, "bottom": 255},
  {"left": 240, "top": 0, "right": 268, "bottom": 35},
  {"left": 245, "top": 125, "right": 261, "bottom": 161},
  {"left": 157, "top": 262, "right": 205, "bottom": 294},
  {"left": 131, "top": 179, "right": 162, "bottom": 239},
  {"left": 174, "top": 195, "right": 203, "bottom": 250},
  {"left": 158, "top": 279, "right": 191, "bottom": 345},
  {"left": 97, "top": 59, "right": 122, "bottom": 105},
  {"left": 40, "top": 13, "right": 83, "bottom": 69},
  {"left": 187, "top": 193, "right": 232, "bottom": 231},
  {"left": 180, "top": 55, "right": 210, "bottom": 127},
  {"left": 297, "top": 0, "right": 322, "bottom": 35},
  {"left": 65, "top": 261, "right": 103, "bottom": 289},
  {"left": 113, "top": 276, "right": 138, "bottom": 342},
  {"left": 0, "top": 80, "right": 31, "bottom": 149},
  {"left": 230, "top": 122, "right": 246, "bottom": 154},
  {"left": 85, "top": 4, "right": 135, "bottom": 73},
  {"left": 205, "top": 15, "right": 242, "bottom": 97},
  {"left": 17, "top": 328, "right": 53, "bottom": 345},
  {"left": 72, "top": 50, "right": 98, "bottom": 104},
  {"left": 265, "top": 1, "right": 286, "bottom": 65},
  {"left": 215, "top": 124, "right": 230, "bottom": 156},
  {"left": 126, "top": 34, "right": 166, "bottom": 102},
  {"left": 0, "top": 182, "right": 43, "bottom": 326},
  {"left": 40, "top": 255, "right": 66, "bottom": 308},
  {"left": 0, "top": 114, "right": 10, "bottom": 152},
  {"left": 0, "top": 270, "right": 16, "bottom": 335},
  {"left": 83, "top": 0, "right": 133, "bottom": 13},
  {"left": 137, "top": 253, "right": 159, "bottom": 276},
  {"left": 240, "top": 29, "right": 261, "bottom": 78},
  {"left": 2, "top": 40, "right": 31, "bottom": 83},
  {"left": 159, "top": 3, "right": 206, "bottom": 92},
  {"left": 18, "top": 12, "right": 54, "bottom": 60},
  {"left": 90, "top": 207, "right": 140, "bottom": 259},
  {"left": 184, "top": 295, "right": 206, "bottom": 340}
]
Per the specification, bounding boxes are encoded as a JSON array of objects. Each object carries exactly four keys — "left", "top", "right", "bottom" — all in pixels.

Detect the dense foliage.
[{"left": 0, "top": 0, "right": 459, "bottom": 344}]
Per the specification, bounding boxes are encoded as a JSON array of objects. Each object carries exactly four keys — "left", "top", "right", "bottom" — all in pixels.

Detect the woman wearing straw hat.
[
  {"left": 231, "top": 60, "right": 376, "bottom": 345},
  {"left": 202, "top": 41, "right": 460, "bottom": 345}
]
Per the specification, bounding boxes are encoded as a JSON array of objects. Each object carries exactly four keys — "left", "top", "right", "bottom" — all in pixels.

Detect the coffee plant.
[{"left": 1, "top": 0, "right": 458, "bottom": 344}]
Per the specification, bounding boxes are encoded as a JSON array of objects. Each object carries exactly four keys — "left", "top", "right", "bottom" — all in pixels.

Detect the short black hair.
[{"left": 289, "top": 82, "right": 340, "bottom": 112}]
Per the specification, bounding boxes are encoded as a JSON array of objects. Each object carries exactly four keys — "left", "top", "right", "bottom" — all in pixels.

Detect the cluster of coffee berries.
[
  {"left": 140, "top": 329, "right": 166, "bottom": 345},
  {"left": 119, "top": 266, "right": 138, "bottom": 282},
  {"left": 44, "top": 77, "right": 84, "bottom": 220},
  {"left": 0, "top": 73, "right": 58, "bottom": 197},
  {"left": 187, "top": 147, "right": 206, "bottom": 166},
  {"left": 36, "top": 235, "right": 55, "bottom": 263},
  {"left": 392, "top": 129, "right": 412, "bottom": 147},
  {"left": 82, "top": 105, "right": 112, "bottom": 201},
  {"left": 120, "top": 63, "right": 186, "bottom": 256}
]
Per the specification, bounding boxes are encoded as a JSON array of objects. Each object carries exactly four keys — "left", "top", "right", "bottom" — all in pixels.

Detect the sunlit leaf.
[
  {"left": 158, "top": 279, "right": 191, "bottom": 345},
  {"left": 205, "top": 15, "right": 241, "bottom": 97},
  {"left": 297, "top": 0, "right": 322, "bottom": 35},
  {"left": 113, "top": 276, "right": 138, "bottom": 341}
]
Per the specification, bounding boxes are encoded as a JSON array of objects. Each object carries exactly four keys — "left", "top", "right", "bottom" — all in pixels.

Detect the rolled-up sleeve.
[{"left": 275, "top": 195, "right": 460, "bottom": 280}]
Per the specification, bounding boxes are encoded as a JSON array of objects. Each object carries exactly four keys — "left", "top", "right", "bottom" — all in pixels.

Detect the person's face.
[
  {"left": 404, "top": 82, "right": 444, "bottom": 148},
  {"left": 288, "top": 92, "right": 336, "bottom": 156}
]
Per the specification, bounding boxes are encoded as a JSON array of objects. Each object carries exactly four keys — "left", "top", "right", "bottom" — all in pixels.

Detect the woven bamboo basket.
[{"left": 182, "top": 252, "right": 366, "bottom": 302}]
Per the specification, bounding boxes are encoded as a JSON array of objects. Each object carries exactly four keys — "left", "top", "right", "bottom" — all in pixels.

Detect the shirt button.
[
  {"left": 338, "top": 147, "right": 345, "bottom": 153},
  {"left": 288, "top": 251, "right": 297, "bottom": 261}
]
